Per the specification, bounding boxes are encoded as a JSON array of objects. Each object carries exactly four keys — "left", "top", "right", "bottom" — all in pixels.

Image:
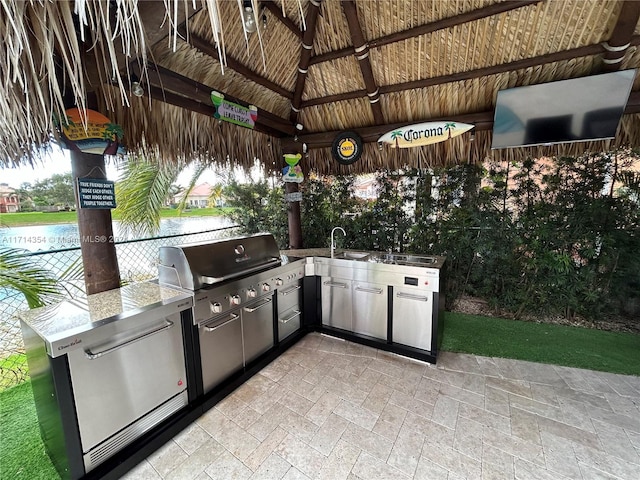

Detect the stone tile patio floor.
[{"left": 123, "top": 333, "right": 640, "bottom": 480}]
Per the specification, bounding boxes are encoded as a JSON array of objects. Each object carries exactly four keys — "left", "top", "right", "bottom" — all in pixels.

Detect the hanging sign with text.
[
  {"left": 378, "top": 121, "right": 474, "bottom": 148},
  {"left": 211, "top": 91, "right": 257, "bottom": 129},
  {"left": 77, "top": 178, "right": 116, "bottom": 209}
]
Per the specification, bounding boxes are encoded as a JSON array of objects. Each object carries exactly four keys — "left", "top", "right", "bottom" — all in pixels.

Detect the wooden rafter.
[
  {"left": 261, "top": 1, "right": 303, "bottom": 38},
  {"left": 133, "top": 63, "right": 296, "bottom": 136},
  {"left": 289, "top": 0, "right": 322, "bottom": 124},
  {"left": 177, "top": 27, "right": 293, "bottom": 100},
  {"left": 301, "top": 35, "right": 640, "bottom": 108},
  {"left": 309, "top": 0, "right": 542, "bottom": 66},
  {"left": 342, "top": 1, "right": 384, "bottom": 124},
  {"left": 600, "top": 1, "right": 640, "bottom": 73}
]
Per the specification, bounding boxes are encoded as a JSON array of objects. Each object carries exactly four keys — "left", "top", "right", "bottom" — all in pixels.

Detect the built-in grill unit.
[{"left": 158, "top": 234, "right": 305, "bottom": 396}]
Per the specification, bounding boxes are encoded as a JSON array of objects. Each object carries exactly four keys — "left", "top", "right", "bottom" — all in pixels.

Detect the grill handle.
[
  {"left": 280, "top": 284, "right": 301, "bottom": 296},
  {"left": 279, "top": 310, "right": 301, "bottom": 324},
  {"left": 203, "top": 313, "right": 239, "bottom": 332},
  {"left": 85, "top": 320, "right": 174, "bottom": 359},
  {"left": 201, "top": 258, "right": 281, "bottom": 285},
  {"left": 244, "top": 297, "right": 273, "bottom": 313}
]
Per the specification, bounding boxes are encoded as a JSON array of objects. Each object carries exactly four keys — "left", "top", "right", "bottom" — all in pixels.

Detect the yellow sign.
[
  {"left": 61, "top": 108, "right": 124, "bottom": 154},
  {"left": 378, "top": 121, "right": 474, "bottom": 148}
]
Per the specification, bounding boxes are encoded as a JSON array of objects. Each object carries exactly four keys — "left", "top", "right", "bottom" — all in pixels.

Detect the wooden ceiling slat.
[
  {"left": 309, "top": 0, "right": 542, "bottom": 66},
  {"left": 262, "top": 1, "right": 303, "bottom": 38},
  {"left": 342, "top": 1, "right": 384, "bottom": 124}
]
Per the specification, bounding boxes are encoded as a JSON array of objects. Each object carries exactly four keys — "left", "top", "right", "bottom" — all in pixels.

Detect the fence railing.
[{"left": 0, "top": 225, "right": 241, "bottom": 390}]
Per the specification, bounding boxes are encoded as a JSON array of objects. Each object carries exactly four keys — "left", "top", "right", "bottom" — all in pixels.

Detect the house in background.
[
  {"left": 173, "top": 182, "right": 213, "bottom": 208},
  {"left": 0, "top": 183, "right": 20, "bottom": 213}
]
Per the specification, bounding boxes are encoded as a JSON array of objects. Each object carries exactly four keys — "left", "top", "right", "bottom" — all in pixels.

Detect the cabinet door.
[
  {"left": 352, "top": 282, "right": 388, "bottom": 340},
  {"left": 321, "top": 277, "right": 352, "bottom": 331},
  {"left": 392, "top": 289, "right": 433, "bottom": 350},
  {"left": 242, "top": 296, "right": 275, "bottom": 364},
  {"left": 199, "top": 312, "right": 243, "bottom": 394}
]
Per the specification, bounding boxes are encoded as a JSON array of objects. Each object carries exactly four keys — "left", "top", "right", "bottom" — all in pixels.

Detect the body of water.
[{"left": 0, "top": 216, "right": 234, "bottom": 252}]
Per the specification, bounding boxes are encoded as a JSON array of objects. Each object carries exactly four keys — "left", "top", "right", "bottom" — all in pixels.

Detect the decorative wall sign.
[
  {"left": 285, "top": 192, "right": 303, "bottom": 202},
  {"left": 77, "top": 178, "right": 116, "bottom": 209},
  {"left": 282, "top": 153, "right": 304, "bottom": 183},
  {"left": 378, "top": 121, "right": 474, "bottom": 148},
  {"left": 61, "top": 108, "right": 125, "bottom": 155},
  {"left": 211, "top": 91, "right": 257, "bottom": 129},
  {"left": 331, "top": 131, "right": 363, "bottom": 165}
]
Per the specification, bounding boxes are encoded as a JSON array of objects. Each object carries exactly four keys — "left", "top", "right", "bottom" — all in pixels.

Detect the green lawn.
[
  {"left": 0, "top": 208, "right": 233, "bottom": 227},
  {"left": 442, "top": 312, "right": 640, "bottom": 376}
]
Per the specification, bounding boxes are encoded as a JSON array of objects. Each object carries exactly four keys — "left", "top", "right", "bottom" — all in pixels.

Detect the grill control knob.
[
  {"left": 247, "top": 288, "right": 257, "bottom": 298},
  {"left": 262, "top": 283, "right": 271, "bottom": 292},
  {"left": 210, "top": 302, "right": 222, "bottom": 314},
  {"left": 275, "top": 278, "right": 283, "bottom": 286},
  {"left": 230, "top": 294, "right": 241, "bottom": 305}
]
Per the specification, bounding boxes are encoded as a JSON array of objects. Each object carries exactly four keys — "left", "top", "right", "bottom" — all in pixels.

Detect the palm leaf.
[
  {"left": 0, "top": 247, "right": 60, "bottom": 309},
  {"left": 176, "top": 161, "right": 209, "bottom": 212},
  {"left": 114, "top": 157, "right": 181, "bottom": 236}
]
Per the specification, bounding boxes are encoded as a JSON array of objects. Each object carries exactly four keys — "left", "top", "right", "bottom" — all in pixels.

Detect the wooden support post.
[
  {"left": 285, "top": 181, "right": 303, "bottom": 249},
  {"left": 70, "top": 151, "right": 121, "bottom": 295}
]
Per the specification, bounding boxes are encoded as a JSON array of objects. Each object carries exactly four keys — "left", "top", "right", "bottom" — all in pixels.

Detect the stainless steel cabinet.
[
  {"left": 199, "top": 312, "right": 244, "bottom": 394},
  {"left": 321, "top": 277, "right": 353, "bottom": 331},
  {"left": 353, "top": 281, "right": 388, "bottom": 340},
  {"left": 278, "top": 281, "right": 302, "bottom": 341},
  {"left": 392, "top": 288, "right": 433, "bottom": 350},
  {"left": 242, "top": 296, "right": 275, "bottom": 364}
]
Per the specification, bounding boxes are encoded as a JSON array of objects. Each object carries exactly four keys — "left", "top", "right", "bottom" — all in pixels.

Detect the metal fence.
[{"left": 0, "top": 225, "right": 241, "bottom": 390}]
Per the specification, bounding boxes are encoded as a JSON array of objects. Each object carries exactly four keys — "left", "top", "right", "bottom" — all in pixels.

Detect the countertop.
[{"left": 17, "top": 282, "right": 193, "bottom": 357}]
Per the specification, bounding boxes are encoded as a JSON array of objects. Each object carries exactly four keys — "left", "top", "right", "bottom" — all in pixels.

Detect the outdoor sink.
[
  {"left": 370, "top": 253, "right": 438, "bottom": 267},
  {"left": 333, "top": 251, "right": 371, "bottom": 260}
]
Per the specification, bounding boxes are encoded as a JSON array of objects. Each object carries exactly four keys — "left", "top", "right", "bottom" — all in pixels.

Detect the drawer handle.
[
  {"left": 355, "top": 286, "right": 383, "bottom": 294},
  {"left": 280, "top": 285, "right": 301, "bottom": 296},
  {"left": 203, "top": 313, "right": 239, "bottom": 332},
  {"left": 279, "top": 310, "right": 301, "bottom": 324},
  {"left": 244, "top": 297, "right": 273, "bottom": 313},
  {"left": 396, "top": 292, "right": 429, "bottom": 302},
  {"left": 85, "top": 320, "right": 174, "bottom": 359},
  {"left": 324, "top": 281, "right": 348, "bottom": 288}
]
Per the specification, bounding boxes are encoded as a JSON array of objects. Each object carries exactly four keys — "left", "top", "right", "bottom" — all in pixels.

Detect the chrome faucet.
[{"left": 330, "top": 227, "right": 346, "bottom": 258}]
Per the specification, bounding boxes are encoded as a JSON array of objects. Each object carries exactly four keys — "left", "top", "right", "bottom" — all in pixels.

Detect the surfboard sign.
[{"left": 378, "top": 121, "right": 474, "bottom": 148}]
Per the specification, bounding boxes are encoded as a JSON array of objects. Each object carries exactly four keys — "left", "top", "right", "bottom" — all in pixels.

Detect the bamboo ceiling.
[{"left": 2, "top": 0, "right": 640, "bottom": 175}]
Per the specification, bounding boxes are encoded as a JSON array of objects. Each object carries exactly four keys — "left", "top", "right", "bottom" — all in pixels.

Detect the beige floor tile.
[
  {"left": 121, "top": 460, "right": 162, "bottom": 480},
  {"left": 482, "top": 425, "right": 545, "bottom": 466},
  {"left": 388, "top": 388, "right": 433, "bottom": 417},
  {"left": 279, "top": 406, "right": 321, "bottom": 444},
  {"left": 351, "top": 451, "right": 411, "bottom": 480},
  {"left": 204, "top": 450, "right": 253, "bottom": 480},
  {"left": 458, "top": 402, "right": 511, "bottom": 433},
  {"left": 166, "top": 438, "right": 225, "bottom": 480},
  {"left": 248, "top": 453, "right": 291, "bottom": 480},
  {"left": 414, "top": 456, "right": 449, "bottom": 480},
  {"left": 334, "top": 399, "right": 379, "bottom": 430},
  {"left": 431, "top": 393, "right": 460, "bottom": 429},
  {"left": 421, "top": 441, "right": 482, "bottom": 479},
  {"left": 372, "top": 418, "right": 402, "bottom": 441},
  {"left": 539, "top": 430, "right": 582, "bottom": 479},
  {"left": 482, "top": 444, "right": 515, "bottom": 478},
  {"left": 452, "top": 415, "right": 484, "bottom": 461},
  {"left": 573, "top": 441, "right": 640, "bottom": 479},
  {"left": 592, "top": 418, "right": 640, "bottom": 464},
  {"left": 305, "top": 391, "right": 342, "bottom": 426},
  {"left": 279, "top": 389, "right": 314, "bottom": 417},
  {"left": 317, "top": 439, "right": 361, "bottom": 480},
  {"left": 308, "top": 413, "right": 350, "bottom": 456},
  {"left": 513, "top": 457, "right": 572, "bottom": 480},
  {"left": 536, "top": 413, "right": 601, "bottom": 450},
  {"left": 174, "top": 423, "right": 215, "bottom": 455},
  {"left": 403, "top": 411, "right": 455, "bottom": 447},
  {"left": 146, "top": 440, "right": 189, "bottom": 478},
  {"left": 341, "top": 421, "right": 394, "bottom": 461},
  {"left": 244, "top": 426, "right": 289, "bottom": 471},
  {"left": 281, "top": 467, "right": 310, "bottom": 480},
  {"left": 274, "top": 433, "right": 326, "bottom": 479},
  {"left": 387, "top": 424, "right": 425, "bottom": 476},
  {"left": 509, "top": 406, "right": 542, "bottom": 445}
]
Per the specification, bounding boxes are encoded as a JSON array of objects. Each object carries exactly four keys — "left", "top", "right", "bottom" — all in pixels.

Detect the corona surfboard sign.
[{"left": 378, "top": 121, "right": 474, "bottom": 148}]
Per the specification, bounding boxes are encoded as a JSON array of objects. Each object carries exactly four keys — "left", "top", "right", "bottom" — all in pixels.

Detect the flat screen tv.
[{"left": 491, "top": 69, "right": 636, "bottom": 149}]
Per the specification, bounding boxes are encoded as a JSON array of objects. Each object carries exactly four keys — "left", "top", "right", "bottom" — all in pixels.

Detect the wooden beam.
[
  {"left": 261, "top": 1, "right": 303, "bottom": 38},
  {"left": 285, "top": 90, "right": 640, "bottom": 150},
  {"left": 146, "top": 85, "right": 285, "bottom": 138},
  {"left": 177, "top": 27, "right": 293, "bottom": 99},
  {"left": 600, "top": 1, "right": 640, "bottom": 72},
  {"left": 302, "top": 36, "right": 640, "bottom": 108},
  {"left": 132, "top": 63, "right": 296, "bottom": 136},
  {"left": 289, "top": 0, "right": 323, "bottom": 123},
  {"left": 309, "top": 0, "right": 542, "bottom": 66},
  {"left": 342, "top": 1, "right": 384, "bottom": 124}
]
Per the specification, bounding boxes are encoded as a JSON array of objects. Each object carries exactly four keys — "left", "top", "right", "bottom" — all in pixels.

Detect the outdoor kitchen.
[{"left": 17, "top": 233, "right": 445, "bottom": 479}]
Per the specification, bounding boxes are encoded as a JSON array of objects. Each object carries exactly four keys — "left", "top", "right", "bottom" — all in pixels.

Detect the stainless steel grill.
[{"left": 158, "top": 233, "right": 305, "bottom": 395}]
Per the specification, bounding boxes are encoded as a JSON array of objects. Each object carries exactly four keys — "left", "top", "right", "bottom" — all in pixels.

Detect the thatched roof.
[{"left": 2, "top": 1, "right": 640, "bottom": 174}]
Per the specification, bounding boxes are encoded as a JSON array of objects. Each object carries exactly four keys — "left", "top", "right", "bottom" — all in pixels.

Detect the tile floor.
[{"left": 123, "top": 333, "right": 640, "bottom": 480}]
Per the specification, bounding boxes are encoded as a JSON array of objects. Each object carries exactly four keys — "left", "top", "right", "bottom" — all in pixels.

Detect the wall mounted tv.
[{"left": 491, "top": 69, "right": 636, "bottom": 149}]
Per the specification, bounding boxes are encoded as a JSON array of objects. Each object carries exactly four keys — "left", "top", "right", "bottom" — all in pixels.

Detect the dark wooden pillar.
[
  {"left": 71, "top": 151, "right": 121, "bottom": 294},
  {"left": 285, "top": 181, "right": 303, "bottom": 249}
]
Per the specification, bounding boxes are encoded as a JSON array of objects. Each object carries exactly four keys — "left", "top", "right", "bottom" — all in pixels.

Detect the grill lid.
[{"left": 158, "top": 233, "right": 281, "bottom": 290}]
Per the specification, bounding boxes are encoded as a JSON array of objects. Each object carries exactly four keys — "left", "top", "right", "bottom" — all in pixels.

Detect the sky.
[{"left": 0, "top": 146, "right": 228, "bottom": 189}]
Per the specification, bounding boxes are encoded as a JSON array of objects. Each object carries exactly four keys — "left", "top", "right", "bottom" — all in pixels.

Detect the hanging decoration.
[
  {"left": 282, "top": 153, "right": 304, "bottom": 183},
  {"left": 60, "top": 108, "right": 125, "bottom": 155},
  {"left": 331, "top": 131, "right": 363, "bottom": 165},
  {"left": 378, "top": 122, "right": 474, "bottom": 148},
  {"left": 211, "top": 91, "right": 258, "bottom": 129}
]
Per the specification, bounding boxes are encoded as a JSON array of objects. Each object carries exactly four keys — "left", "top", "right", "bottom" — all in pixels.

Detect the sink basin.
[
  {"left": 333, "top": 251, "right": 371, "bottom": 260},
  {"left": 370, "top": 253, "right": 438, "bottom": 267}
]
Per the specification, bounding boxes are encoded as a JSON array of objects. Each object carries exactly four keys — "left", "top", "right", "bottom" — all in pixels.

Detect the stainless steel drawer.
[
  {"left": 392, "top": 288, "right": 433, "bottom": 350},
  {"left": 352, "top": 281, "right": 388, "bottom": 340},
  {"left": 199, "top": 311, "right": 244, "bottom": 394},
  {"left": 278, "top": 306, "right": 301, "bottom": 341},
  {"left": 277, "top": 282, "right": 302, "bottom": 313},
  {"left": 242, "top": 296, "right": 275, "bottom": 364}
]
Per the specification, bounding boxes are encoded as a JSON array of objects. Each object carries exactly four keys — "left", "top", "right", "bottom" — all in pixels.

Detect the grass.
[
  {"left": 442, "top": 312, "right": 640, "bottom": 376},
  {"left": 1, "top": 312, "right": 638, "bottom": 480},
  {"left": 0, "top": 207, "right": 234, "bottom": 227},
  {"left": 0, "top": 354, "right": 28, "bottom": 390},
  {"left": 0, "top": 381, "right": 60, "bottom": 479}
]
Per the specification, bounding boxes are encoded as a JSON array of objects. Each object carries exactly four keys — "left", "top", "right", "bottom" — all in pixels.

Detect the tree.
[{"left": 28, "top": 173, "right": 76, "bottom": 207}]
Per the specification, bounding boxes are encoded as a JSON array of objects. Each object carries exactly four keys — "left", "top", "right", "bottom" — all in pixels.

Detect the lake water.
[{"left": 0, "top": 216, "right": 235, "bottom": 252}]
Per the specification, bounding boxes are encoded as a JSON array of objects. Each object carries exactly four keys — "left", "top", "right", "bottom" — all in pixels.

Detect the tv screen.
[{"left": 491, "top": 69, "right": 636, "bottom": 149}]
